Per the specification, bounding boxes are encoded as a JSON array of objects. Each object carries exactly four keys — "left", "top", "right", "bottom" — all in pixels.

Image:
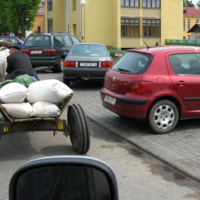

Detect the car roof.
[
  {"left": 28, "top": 32, "right": 73, "bottom": 36},
  {"left": 73, "top": 43, "right": 105, "bottom": 46},
  {"left": 127, "top": 46, "right": 200, "bottom": 54}
]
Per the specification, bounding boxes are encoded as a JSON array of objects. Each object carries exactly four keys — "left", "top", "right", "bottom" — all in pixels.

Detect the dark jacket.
[{"left": 6, "top": 51, "right": 38, "bottom": 79}]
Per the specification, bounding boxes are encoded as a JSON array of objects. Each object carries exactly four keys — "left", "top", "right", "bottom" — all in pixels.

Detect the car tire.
[
  {"left": 63, "top": 77, "right": 70, "bottom": 86},
  {"left": 147, "top": 100, "right": 179, "bottom": 134},
  {"left": 54, "top": 58, "right": 64, "bottom": 72}
]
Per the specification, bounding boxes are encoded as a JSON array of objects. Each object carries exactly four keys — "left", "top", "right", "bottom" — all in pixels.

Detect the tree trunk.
[
  {"left": 4, "top": 26, "right": 7, "bottom": 36},
  {"left": 21, "top": 8, "right": 26, "bottom": 41}
]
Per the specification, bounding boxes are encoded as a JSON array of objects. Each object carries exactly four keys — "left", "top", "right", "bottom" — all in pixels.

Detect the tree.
[
  {"left": 0, "top": 0, "right": 40, "bottom": 39},
  {"left": 183, "top": 0, "right": 195, "bottom": 7},
  {"left": 197, "top": 0, "right": 200, "bottom": 9}
]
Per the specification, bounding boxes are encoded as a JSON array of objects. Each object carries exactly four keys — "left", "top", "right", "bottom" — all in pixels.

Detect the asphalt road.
[{"left": 0, "top": 67, "right": 200, "bottom": 200}]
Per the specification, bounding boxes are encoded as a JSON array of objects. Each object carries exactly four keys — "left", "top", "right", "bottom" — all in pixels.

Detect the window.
[
  {"left": 143, "top": 19, "right": 160, "bottom": 37},
  {"left": 54, "top": 35, "right": 64, "bottom": 46},
  {"left": 188, "top": 19, "right": 190, "bottom": 30},
  {"left": 48, "top": 19, "right": 53, "bottom": 33},
  {"left": 63, "top": 35, "right": 73, "bottom": 46},
  {"left": 112, "top": 52, "right": 153, "bottom": 74},
  {"left": 73, "top": 0, "right": 76, "bottom": 10},
  {"left": 71, "top": 35, "right": 80, "bottom": 44},
  {"left": 188, "top": 35, "right": 191, "bottom": 39},
  {"left": 169, "top": 54, "right": 200, "bottom": 75},
  {"left": 48, "top": 0, "right": 52, "bottom": 11},
  {"left": 143, "top": 0, "right": 160, "bottom": 8},
  {"left": 197, "top": 19, "right": 199, "bottom": 24},
  {"left": 183, "top": 19, "right": 185, "bottom": 31},
  {"left": 121, "top": 0, "right": 140, "bottom": 7},
  {"left": 121, "top": 18, "right": 140, "bottom": 37}
]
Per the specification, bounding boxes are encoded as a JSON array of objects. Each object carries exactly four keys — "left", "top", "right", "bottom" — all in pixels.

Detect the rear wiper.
[{"left": 118, "top": 68, "right": 131, "bottom": 73}]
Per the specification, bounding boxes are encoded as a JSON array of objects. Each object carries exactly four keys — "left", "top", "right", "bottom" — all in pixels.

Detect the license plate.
[
  {"left": 31, "top": 50, "right": 42, "bottom": 54},
  {"left": 80, "top": 62, "right": 97, "bottom": 67},
  {"left": 104, "top": 95, "right": 116, "bottom": 105}
]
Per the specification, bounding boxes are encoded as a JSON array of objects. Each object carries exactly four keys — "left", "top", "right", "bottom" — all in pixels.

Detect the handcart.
[{"left": 0, "top": 94, "right": 90, "bottom": 154}]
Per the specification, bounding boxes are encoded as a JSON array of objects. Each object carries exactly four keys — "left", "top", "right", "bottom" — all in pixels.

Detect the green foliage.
[
  {"left": 183, "top": 0, "right": 195, "bottom": 7},
  {"left": 155, "top": 41, "right": 158, "bottom": 46},
  {"left": 0, "top": 0, "right": 40, "bottom": 35}
]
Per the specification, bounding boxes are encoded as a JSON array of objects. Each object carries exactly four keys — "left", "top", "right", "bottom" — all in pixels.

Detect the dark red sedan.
[{"left": 101, "top": 46, "right": 200, "bottom": 134}]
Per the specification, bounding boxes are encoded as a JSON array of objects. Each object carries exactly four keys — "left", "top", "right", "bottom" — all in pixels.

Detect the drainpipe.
[{"left": 66, "top": 0, "right": 68, "bottom": 32}]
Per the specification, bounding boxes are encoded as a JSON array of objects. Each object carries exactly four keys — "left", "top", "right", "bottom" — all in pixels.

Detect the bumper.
[
  {"left": 30, "top": 56, "right": 59, "bottom": 67},
  {"left": 63, "top": 67, "right": 109, "bottom": 80},
  {"left": 101, "top": 88, "right": 152, "bottom": 119}
]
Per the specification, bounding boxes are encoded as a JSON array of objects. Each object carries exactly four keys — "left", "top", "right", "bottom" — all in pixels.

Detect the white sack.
[
  {"left": 32, "top": 101, "right": 60, "bottom": 118},
  {"left": 0, "top": 49, "right": 9, "bottom": 82},
  {"left": 27, "top": 79, "right": 73, "bottom": 104},
  {"left": 2, "top": 103, "right": 33, "bottom": 119},
  {"left": 0, "top": 83, "right": 28, "bottom": 103}
]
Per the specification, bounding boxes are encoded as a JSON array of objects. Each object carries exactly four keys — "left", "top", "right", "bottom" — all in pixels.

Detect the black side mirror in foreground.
[{"left": 9, "top": 156, "right": 119, "bottom": 200}]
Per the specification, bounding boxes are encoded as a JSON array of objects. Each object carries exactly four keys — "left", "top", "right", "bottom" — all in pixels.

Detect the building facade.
[
  {"left": 45, "top": 0, "right": 182, "bottom": 49},
  {"left": 183, "top": 7, "right": 200, "bottom": 40},
  {"left": 32, "top": 1, "right": 45, "bottom": 34}
]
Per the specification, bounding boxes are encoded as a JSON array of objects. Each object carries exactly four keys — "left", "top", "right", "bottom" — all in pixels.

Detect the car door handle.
[{"left": 176, "top": 81, "right": 186, "bottom": 85}]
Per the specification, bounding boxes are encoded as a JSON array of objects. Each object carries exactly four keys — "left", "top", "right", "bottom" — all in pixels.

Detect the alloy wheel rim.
[{"left": 154, "top": 105, "right": 175, "bottom": 130}]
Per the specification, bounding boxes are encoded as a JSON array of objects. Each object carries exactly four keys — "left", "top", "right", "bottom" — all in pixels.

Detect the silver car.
[{"left": 63, "top": 43, "right": 114, "bottom": 86}]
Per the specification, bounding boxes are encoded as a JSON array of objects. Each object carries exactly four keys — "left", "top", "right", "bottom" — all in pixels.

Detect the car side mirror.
[
  {"left": 9, "top": 156, "right": 119, "bottom": 200},
  {"left": 110, "top": 52, "right": 115, "bottom": 57}
]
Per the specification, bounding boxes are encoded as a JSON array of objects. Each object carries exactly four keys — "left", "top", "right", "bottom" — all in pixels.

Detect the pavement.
[{"left": 70, "top": 87, "right": 200, "bottom": 183}]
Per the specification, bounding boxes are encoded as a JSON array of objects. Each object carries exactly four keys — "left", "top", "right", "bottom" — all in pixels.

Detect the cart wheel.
[{"left": 68, "top": 104, "right": 90, "bottom": 154}]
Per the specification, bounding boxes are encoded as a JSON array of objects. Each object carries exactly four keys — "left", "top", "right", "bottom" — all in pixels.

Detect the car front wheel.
[{"left": 147, "top": 100, "right": 179, "bottom": 134}]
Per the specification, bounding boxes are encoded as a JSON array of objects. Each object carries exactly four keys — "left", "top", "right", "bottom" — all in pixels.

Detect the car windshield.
[
  {"left": 69, "top": 44, "right": 108, "bottom": 57},
  {"left": 24, "top": 35, "right": 51, "bottom": 47},
  {"left": 112, "top": 52, "right": 153, "bottom": 74}
]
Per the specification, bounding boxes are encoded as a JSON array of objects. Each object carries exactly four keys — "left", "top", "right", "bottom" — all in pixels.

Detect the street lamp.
[{"left": 80, "top": 0, "right": 86, "bottom": 41}]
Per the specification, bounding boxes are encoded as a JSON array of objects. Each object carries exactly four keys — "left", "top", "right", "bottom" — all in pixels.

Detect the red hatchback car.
[{"left": 101, "top": 46, "right": 200, "bottom": 134}]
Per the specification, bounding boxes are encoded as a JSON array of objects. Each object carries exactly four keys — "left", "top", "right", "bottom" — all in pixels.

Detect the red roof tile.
[{"left": 183, "top": 7, "right": 200, "bottom": 16}]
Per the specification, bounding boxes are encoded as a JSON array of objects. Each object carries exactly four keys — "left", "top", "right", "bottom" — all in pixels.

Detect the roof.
[
  {"left": 183, "top": 7, "right": 200, "bottom": 16},
  {"left": 188, "top": 23, "right": 200, "bottom": 33},
  {"left": 127, "top": 46, "right": 200, "bottom": 54},
  {"left": 38, "top": 1, "right": 45, "bottom": 15}
]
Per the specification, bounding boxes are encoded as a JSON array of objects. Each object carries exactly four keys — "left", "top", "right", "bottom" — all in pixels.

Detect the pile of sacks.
[{"left": 0, "top": 79, "right": 73, "bottom": 119}]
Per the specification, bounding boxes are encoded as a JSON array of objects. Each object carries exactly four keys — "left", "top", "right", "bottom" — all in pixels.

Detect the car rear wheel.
[
  {"left": 147, "top": 100, "right": 179, "bottom": 134},
  {"left": 54, "top": 58, "right": 64, "bottom": 72}
]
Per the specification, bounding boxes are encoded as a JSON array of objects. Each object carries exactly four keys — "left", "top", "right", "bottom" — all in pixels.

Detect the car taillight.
[
  {"left": 64, "top": 61, "right": 77, "bottom": 67},
  {"left": 100, "top": 61, "right": 113, "bottom": 68},
  {"left": 21, "top": 49, "right": 29, "bottom": 55},
  {"left": 43, "top": 49, "right": 56, "bottom": 54},
  {"left": 127, "top": 81, "right": 153, "bottom": 94}
]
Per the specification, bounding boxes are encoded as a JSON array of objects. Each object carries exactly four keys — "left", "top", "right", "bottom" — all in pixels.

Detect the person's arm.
[{"left": 6, "top": 56, "right": 13, "bottom": 73}]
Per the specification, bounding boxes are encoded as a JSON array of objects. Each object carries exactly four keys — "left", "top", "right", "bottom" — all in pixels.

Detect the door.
[{"left": 167, "top": 52, "right": 200, "bottom": 110}]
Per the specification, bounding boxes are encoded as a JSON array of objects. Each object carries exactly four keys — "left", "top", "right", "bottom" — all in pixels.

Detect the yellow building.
[
  {"left": 45, "top": 0, "right": 183, "bottom": 49},
  {"left": 32, "top": 1, "right": 45, "bottom": 34},
  {"left": 183, "top": 7, "right": 200, "bottom": 39}
]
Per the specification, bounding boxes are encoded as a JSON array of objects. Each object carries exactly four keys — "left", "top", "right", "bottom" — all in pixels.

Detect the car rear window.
[
  {"left": 112, "top": 52, "right": 153, "bottom": 74},
  {"left": 69, "top": 44, "right": 108, "bottom": 57},
  {"left": 24, "top": 35, "right": 51, "bottom": 47}
]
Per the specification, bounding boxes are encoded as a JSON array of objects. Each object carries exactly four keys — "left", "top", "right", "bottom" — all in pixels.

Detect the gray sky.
[{"left": 192, "top": 0, "right": 199, "bottom": 6}]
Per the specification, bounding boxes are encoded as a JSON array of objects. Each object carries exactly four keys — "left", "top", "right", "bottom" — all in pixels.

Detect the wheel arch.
[{"left": 146, "top": 96, "right": 181, "bottom": 120}]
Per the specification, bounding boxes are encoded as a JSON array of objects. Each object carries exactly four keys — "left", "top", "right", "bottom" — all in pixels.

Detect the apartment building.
[{"left": 45, "top": 0, "right": 182, "bottom": 49}]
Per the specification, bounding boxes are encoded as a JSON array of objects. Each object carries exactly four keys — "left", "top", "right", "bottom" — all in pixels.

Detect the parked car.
[
  {"left": 101, "top": 46, "right": 200, "bottom": 134},
  {"left": 63, "top": 43, "right": 114, "bottom": 86},
  {"left": 0, "top": 36, "right": 23, "bottom": 49},
  {"left": 22, "top": 32, "right": 80, "bottom": 72}
]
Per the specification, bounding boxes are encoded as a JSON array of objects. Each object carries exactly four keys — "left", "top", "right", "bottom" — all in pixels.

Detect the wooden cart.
[{"left": 0, "top": 94, "right": 90, "bottom": 154}]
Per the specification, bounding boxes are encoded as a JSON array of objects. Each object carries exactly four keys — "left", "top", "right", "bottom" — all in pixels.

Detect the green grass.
[{"left": 107, "top": 48, "right": 126, "bottom": 54}]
